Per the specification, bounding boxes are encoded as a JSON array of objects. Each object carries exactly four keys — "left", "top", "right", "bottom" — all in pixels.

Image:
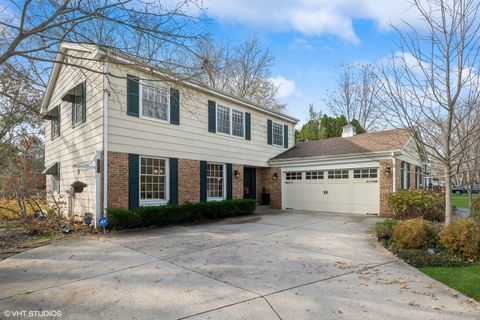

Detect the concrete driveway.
[{"left": 0, "top": 210, "right": 478, "bottom": 320}]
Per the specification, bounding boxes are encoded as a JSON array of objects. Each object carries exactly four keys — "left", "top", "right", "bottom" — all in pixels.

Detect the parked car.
[
  {"left": 452, "top": 185, "right": 480, "bottom": 195},
  {"left": 452, "top": 186, "right": 467, "bottom": 195}
]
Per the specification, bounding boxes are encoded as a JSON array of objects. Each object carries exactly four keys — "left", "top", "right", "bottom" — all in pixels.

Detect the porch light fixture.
[
  {"left": 384, "top": 166, "right": 391, "bottom": 175},
  {"left": 272, "top": 172, "right": 278, "bottom": 182},
  {"left": 234, "top": 170, "right": 240, "bottom": 179}
]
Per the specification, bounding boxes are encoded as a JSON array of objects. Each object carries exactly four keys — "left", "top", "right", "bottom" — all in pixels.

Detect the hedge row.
[{"left": 107, "top": 199, "right": 256, "bottom": 229}]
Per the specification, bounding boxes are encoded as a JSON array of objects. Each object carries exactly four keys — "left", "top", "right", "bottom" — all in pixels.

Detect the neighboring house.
[
  {"left": 41, "top": 43, "right": 297, "bottom": 225},
  {"left": 269, "top": 125, "right": 425, "bottom": 216}
]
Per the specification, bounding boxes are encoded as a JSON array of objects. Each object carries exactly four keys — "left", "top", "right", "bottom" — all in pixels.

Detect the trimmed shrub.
[
  {"left": 390, "top": 246, "right": 469, "bottom": 267},
  {"left": 374, "top": 220, "right": 397, "bottom": 243},
  {"left": 392, "top": 218, "right": 437, "bottom": 249},
  {"left": 107, "top": 199, "right": 256, "bottom": 230},
  {"left": 388, "top": 189, "right": 445, "bottom": 222},
  {"left": 471, "top": 197, "right": 480, "bottom": 225},
  {"left": 440, "top": 218, "right": 480, "bottom": 260},
  {"left": 107, "top": 208, "right": 143, "bottom": 229}
]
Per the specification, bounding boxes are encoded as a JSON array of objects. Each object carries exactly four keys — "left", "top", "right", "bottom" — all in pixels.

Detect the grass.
[
  {"left": 420, "top": 262, "right": 480, "bottom": 301},
  {"left": 451, "top": 194, "right": 478, "bottom": 209}
]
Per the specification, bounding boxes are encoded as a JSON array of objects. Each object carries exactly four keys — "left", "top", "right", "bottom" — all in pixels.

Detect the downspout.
[
  {"left": 102, "top": 61, "right": 109, "bottom": 221},
  {"left": 392, "top": 152, "right": 397, "bottom": 193}
]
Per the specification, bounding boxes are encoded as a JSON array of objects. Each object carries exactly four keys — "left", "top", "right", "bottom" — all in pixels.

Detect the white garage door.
[{"left": 283, "top": 168, "right": 379, "bottom": 215}]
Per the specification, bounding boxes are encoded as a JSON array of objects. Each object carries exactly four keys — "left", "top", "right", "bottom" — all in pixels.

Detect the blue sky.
[{"left": 201, "top": 0, "right": 422, "bottom": 124}]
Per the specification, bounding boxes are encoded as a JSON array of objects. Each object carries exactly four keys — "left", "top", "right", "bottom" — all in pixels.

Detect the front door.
[{"left": 243, "top": 167, "right": 256, "bottom": 199}]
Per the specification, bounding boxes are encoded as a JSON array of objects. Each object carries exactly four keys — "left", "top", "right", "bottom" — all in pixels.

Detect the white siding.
[
  {"left": 44, "top": 50, "right": 103, "bottom": 216},
  {"left": 106, "top": 65, "right": 295, "bottom": 167}
]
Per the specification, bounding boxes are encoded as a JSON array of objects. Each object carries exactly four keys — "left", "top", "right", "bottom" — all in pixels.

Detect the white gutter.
[
  {"left": 392, "top": 152, "right": 397, "bottom": 192},
  {"left": 102, "top": 61, "right": 109, "bottom": 220}
]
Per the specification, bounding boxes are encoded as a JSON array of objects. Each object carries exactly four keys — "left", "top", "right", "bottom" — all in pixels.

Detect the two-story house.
[{"left": 41, "top": 43, "right": 298, "bottom": 225}]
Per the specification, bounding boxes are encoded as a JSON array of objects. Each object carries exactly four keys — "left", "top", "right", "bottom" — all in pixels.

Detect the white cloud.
[
  {"left": 203, "top": 0, "right": 423, "bottom": 43},
  {"left": 269, "top": 76, "right": 297, "bottom": 101}
]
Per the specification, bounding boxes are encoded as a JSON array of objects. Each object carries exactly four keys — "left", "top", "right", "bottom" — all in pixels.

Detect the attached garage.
[
  {"left": 269, "top": 126, "right": 426, "bottom": 217},
  {"left": 283, "top": 168, "right": 379, "bottom": 214}
]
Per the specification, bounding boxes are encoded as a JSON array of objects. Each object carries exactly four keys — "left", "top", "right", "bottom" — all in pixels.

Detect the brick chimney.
[{"left": 342, "top": 124, "right": 357, "bottom": 137}]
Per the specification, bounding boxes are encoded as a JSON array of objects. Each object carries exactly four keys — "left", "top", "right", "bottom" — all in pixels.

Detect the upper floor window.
[
  {"left": 217, "top": 105, "right": 230, "bottom": 134},
  {"left": 140, "top": 80, "right": 169, "bottom": 122},
  {"left": 272, "top": 122, "right": 283, "bottom": 146},
  {"left": 286, "top": 172, "right": 302, "bottom": 180},
  {"left": 140, "top": 157, "right": 168, "bottom": 205},
  {"left": 64, "top": 81, "right": 86, "bottom": 127},
  {"left": 216, "top": 105, "right": 245, "bottom": 138},
  {"left": 49, "top": 105, "right": 60, "bottom": 140},
  {"left": 207, "top": 163, "right": 225, "bottom": 200},
  {"left": 305, "top": 171, "right": 323, "bottom": 180},
  {"left": 353, "top": 168, "right": 378, "bottom": 179},
  {"left": 328, "top": 170, "right": 349, "bottom": 179}
]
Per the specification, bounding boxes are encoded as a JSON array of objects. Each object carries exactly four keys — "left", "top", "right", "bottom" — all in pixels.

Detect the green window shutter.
[
  {"left": 245, "top": 112, "right": 251, "bottom": 140},
  {"left": 226, "top": 163, "right": 232, "bottom": 200},
  {"left": 128, "top": 154, "right": 140, "bottom": 210},
  {"left": 127, "top": 75, "right": 140, "bottom": 117},
  {"left": 169, "top": 158, "right": 178, "bottom": 205},
  {"left": 267, "top": 119, "right": 273, "bottom": 145},
  {"left": 208, "top": 100, "right": 216, "bottom": 133},
  {"left": 283, "top": 124, "right": 288, "bottom": 148},
  {"left": 81, "top": 81, "right": 86, "bottom": 123},
  {"left": 200, "top": 161, "right": 207, "bottom": 202},
  {"left": 170, "top": 88, "right": 180, "bottom": 125}
]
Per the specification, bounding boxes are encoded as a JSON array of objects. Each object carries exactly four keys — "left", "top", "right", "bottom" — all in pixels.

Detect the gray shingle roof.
[{"left": 271, "top": 128, "right": 411, "bottom": 161}]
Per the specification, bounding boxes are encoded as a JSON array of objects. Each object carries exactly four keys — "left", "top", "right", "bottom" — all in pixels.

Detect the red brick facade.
[
  {"left": 178, "top": 159, "right": 200, "bottom": 204},
  {"left": 258, "top": 167, "right": 282, "bottom": 209},
  {"left": 107, "top": 151, "right": 129, "bottom": 209},
  {"left": 105, "top": 152, "right": 279, "bottom": 209},
  {"left": 379, "top": 159, "right": 394, "bottom": 217},
  {"left": 232, "top": 164, "right": 244, "bottom": 199}
]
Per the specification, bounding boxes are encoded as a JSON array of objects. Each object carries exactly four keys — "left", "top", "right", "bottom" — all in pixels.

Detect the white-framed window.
[
  {"left": 140, "top": 157, "right": 168, "bottom": 205},
  {"left": 286, "top": 172, "right": 302, "bottom": 180},
  {"left": 216, "top": 105, "right": 245, "bottom": 138},
  {"left": 216, "top": 105, "right": 230, "bottom": 134},
  {"left": 306, "top": 171, "right": 324, "bottom": 180},
  {"left": 415, "top": 166, "right": 422, "bottom": 189},
  {"left": 328, "top": 170, "right": 349, "bottom": 179},
  {"left": 140, "top": 79, "right": 170, "bottom": 122},
  {"left": 401, "top": 161, "right": 411, "bottom": 189},
  {"left": 272, "top": 122, "right": 283, "bottom": 146},
  {"left": 207, "top": 163, "right": 225, "bottom": 200},
  {"left": 52, "top": 164, "right": 60, "bottom": 193},
  {"left": 70, "top": 82, "right": 86, "bottom": 127},
  {"left": 51, "top": 105, "right": 60, "bottom": 140},
  {"left": 353, "top": 168, "right": 378, "bottom": 179},
  {"left": 231, "top": 109, "right": 244, "bottom": 137}
]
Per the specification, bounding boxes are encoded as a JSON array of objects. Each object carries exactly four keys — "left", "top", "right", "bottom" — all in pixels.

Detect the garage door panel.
[{"left": 283, "top": 168, "right": 379, "bottom": 215}]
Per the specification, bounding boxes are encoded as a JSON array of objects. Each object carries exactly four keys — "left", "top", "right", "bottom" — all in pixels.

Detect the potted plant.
[{"left": 71, "top": 181, "right": 87, "bottom": 193}]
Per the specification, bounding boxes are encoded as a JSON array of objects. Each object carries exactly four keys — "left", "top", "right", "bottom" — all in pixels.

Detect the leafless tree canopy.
[
  {"left": 325, "top": 64, "right": 383, "bottom": 131},
  {"left": 189, "top": 37, "right": 286, "bottom": 112},
  {"left": 377, "top": 0, "right": 480, "bottom": 224}
]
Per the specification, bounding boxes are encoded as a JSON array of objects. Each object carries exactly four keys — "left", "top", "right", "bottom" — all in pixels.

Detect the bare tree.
[
  {"left": 377, "top": 0, "right": 480, "bottom": 224},
  {"left": 325, "top": 64, "right": 383, "bottom": 131},
  {"left": 191, "top": 37, "right": 286, "bottom": 111}
]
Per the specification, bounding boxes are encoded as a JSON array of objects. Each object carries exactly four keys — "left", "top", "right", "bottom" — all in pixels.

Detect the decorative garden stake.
[{"left": 99, "top": 216, "right": 108, "bottom": 234}]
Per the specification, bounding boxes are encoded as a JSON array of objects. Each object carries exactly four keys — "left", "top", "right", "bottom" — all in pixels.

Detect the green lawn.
[
  {"left": 451, "top": 194, "right": 478, "bottom": 209},
  {"left": 420, "top": 262, "right": 480, "bottom": 301}
]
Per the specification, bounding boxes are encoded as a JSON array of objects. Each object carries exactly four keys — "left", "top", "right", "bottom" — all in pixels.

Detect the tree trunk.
[{"left": 444, "top": 165, "right": 453, "bottom": 225}]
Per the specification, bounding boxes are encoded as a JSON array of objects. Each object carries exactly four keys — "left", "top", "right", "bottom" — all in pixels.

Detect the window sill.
[
  {"left": 216, "top": 131, "right": 245, "bottom": 140},
  {"left": 140, "top": 115, "right": 170, "bottom": 125},
  {"left": 140, "top": 200, "right": 168, "bottom": 207},
  {"left": 207, "top": 197, "right": 225, "bottom": 202}
]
